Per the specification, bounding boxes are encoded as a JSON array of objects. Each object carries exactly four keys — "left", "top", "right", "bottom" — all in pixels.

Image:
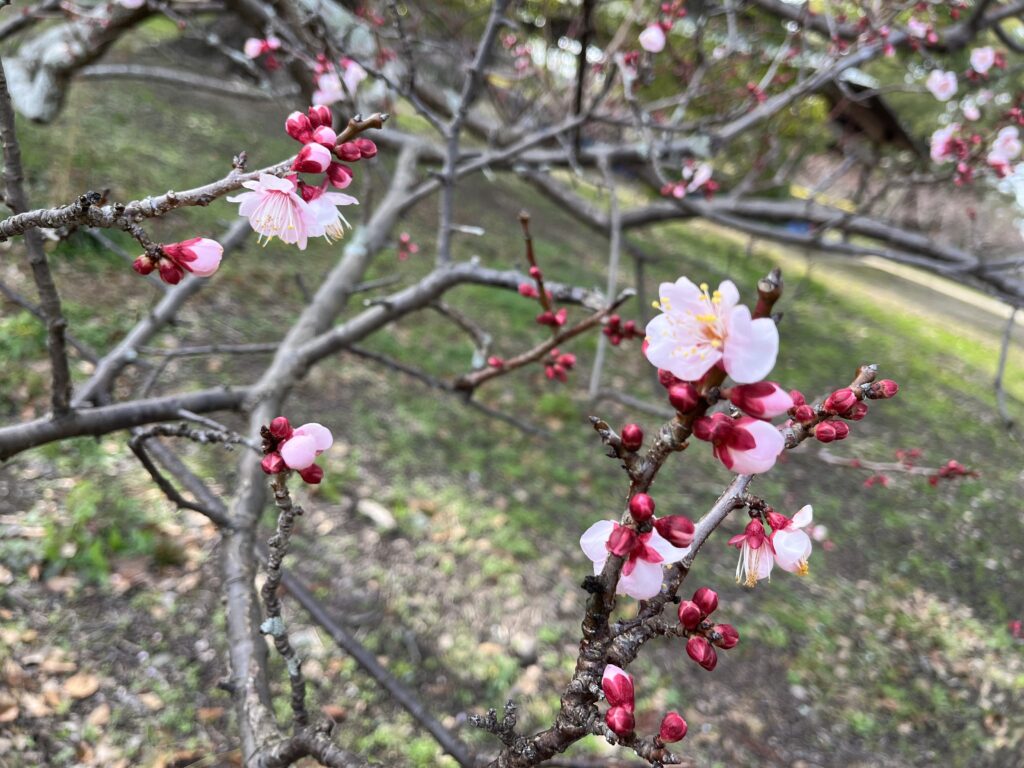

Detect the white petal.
[
  {"left": 723, "top": 307, "right": 779, "bottom": 383},
  {"left": 580, "top": 520, "right": 615, "bottom": 565},
  {"left": 618, "top": 559, "right": 664, "bottom": 600},
  {"left": 791, "top": 504, "right": 813, "bottom": 529},
  {"left": 645, "top": 529, "right": 687, "bottom": 564}
]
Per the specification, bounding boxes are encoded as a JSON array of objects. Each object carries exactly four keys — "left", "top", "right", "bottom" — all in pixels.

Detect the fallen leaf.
[
  {"left": 0, "top": 691, "right": 18, "bottom": 723},
  {"left": 197, "top": 706, "right": 224, "bottom": 723},
  {"left": 86, "top": 702, "right": 111, "bottom": 727},
  {"left": 20, "top": 692, "right": 51, "bottom": 718},
  {"left": 321, "top": 704, "right": 347, "bottom": 722},
  {"left": 63, "top": 672, "right": 100, "bottom": 700},
  {"left": 139, "top": 692, "right": 164, "bottom": 711}
]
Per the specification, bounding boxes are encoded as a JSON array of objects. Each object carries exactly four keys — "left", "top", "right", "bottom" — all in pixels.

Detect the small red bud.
[
  {"left": 667, "top": 382, "right": 699, "bottom": 413},
  {"left": 354, "top": 137, "right": 378, "bottom": 158},
  {"left": 487, "top": 356, "right": 505, "bottom": 368},
  {"left": 814, "top": 421, "right": 837, "bottom": 443},
  {"left": 831, "top": 421, "right": 850, "bottom": 440},
  {"left": 261, "top": 452, "right": 285, "bottom": 474},
  {"left": 824, "top": 387, "right": 857, "bottom": 414},
  {"left": 713, "top": 623, "right": 739, "bottom": 649},
  {"left": 677, "top": 600, "right": 702, "bottom": 630},
  {"left": 298, "top": 464, "right": 324, "bottom": 484},
  {"left": 653, "top": 515, "right": 695, "bottom": 547},
  {"left": 692, "top": 586, "right": 718, "bottom": 616},
  {"left": 875, "top": 379, "right": 899, "bottom": 398},
  {"left": 132, "top": 255, "right": 154, "bottom": 275},
  {"left": 765, "top": 510, "right": 789, "bottom": 531},
  {"left": 620, "top": 423, "right": 644, "bottom": 452},
  {"left": 844, "top": 401, "right": 869, "bottom": 420},
  {"left": 605, "top": 705, "right": 634, "bottom": 737},
  {"left": 606, "top": 525, "right": 638, "bottom": 558},
  {"left": 658, "top": 369, "right": 680, "bottom": 389},
  {"left": 307, "top": 104, "right": 332, "bottom": 128},
  {"left": 658, "top": 711, "right": 688, "bottom": 743},
  {"left": 335, "top": 141, "right": 362, "bottom": 162},
  {"left": 628, "top": 493, "right": 655, "bottom": 524},
  {"left": 528, "top": 266, "right": 542, "bottom": 279},
  {"left": 158, "top": 260, "right": 183, "bottom": 285},
  {"left": 686, "top": 635, "right": 718, "bottom": 671},
  {"left": 269, "top": 417, "right": 293, "bottom": 439},
  {"left": 789, "top": 389, "right": 806, "bottom": 406}
]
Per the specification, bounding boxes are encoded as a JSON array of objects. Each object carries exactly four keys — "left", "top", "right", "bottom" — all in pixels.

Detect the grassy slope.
[{"left": 1, "top": 47, "right": 1023, "bottom": 767}]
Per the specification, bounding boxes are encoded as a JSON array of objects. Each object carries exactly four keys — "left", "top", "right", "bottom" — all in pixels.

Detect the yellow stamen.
[{"left": 797, "top": 562, "right": 809, "bottom": 576}]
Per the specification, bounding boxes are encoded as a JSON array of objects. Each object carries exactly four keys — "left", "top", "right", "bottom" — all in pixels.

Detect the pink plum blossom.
[
  {"left": 163, "top": 237, "right": 222, "bottom": 277},
  {"left": 292, "top": 142, "right": 333, "bottom": 173},
  {"left": 279, "top": 423, "right": 334, "bottom": 470},
  {"left": 970, "top": 46, "right": 996, "bottom": 74},
  {"left": 988, "top": 125, "right": 1021, "bottom": 173},
  {"left": 313, "top": 72, "right": 345, "bottom": 105},
  {"left": 729, "top": 519, "right": 774, "bottom": 587},
  {"left": 580, "top": 520, "right": 687, "bottom": 600},
  {"left": 692, "top": 412, "right": 785, "bottom": 474},
  {"left": 728, "top": 381, "right": 794, "bottom": 418},
  {"left": 962, "top": 101, "right": 980, "bottom": 121},
  {"left": 770, "top": 505, "right": 814, "bottom": 575},
  {"left": 930, "top": 124, "right": 958, "bottom": 163},
  {"left": 639, "top": 24, "right": 666, "bottom": 53},
  {"left": 926, "top": 70, "right": 958, "bottom": 102},
  {"left": 227, "top": 174, "right": 318, "bottom": 249},
  {"left": 907, "top": 18, "right": 929, "bottom": 38},
  {"left": 303, "top": 183, "right": 359, "bottom": 243},
  {"left": 644, "top": 278, "right": 779, "bottom": 384}
]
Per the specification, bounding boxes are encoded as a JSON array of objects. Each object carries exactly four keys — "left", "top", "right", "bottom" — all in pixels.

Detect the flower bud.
[
  {"left": 713, "top": 623, "right": 739, "bottom": 650},
  {"left": 628, "top": 493, "right": 655, "bottom": 524},
  {"left": 606, "top": 525, "right": 638, "bottom": 558},
  {"left": 831, "top": 421, "right": 850, "bottom": 440},
  {"left": 529, "top": 266, "right": 542, "bottom": 280},
  {"left": 307, "top": 104, "right": 332, "bottom": 128},
  {"left": 814, "top": 421, "right": 837, "bottom": 443},
  {"left": 844, "top": 401, "right": 869, "bottom": 421},
  {"left": 487, "top": 356, "right": 504, "bottom": 368},
  {"left": 729, "top": 381, "right": 794, "bottom": 418},
  {"left": 658, "top": 711, "right": 688, "bottom": 743},
  {"left": 132, "top": 255, "right": 154, "bottom": 275},
  {"left": 620, "top": 423, "right": 644, "bottom": 452},
  {"left": 354, "top": 138, "right": 378, "bottom": 158},
  {"left": 605, "top": 705, "right": 634, "bottom": 737},
  {"left": 874, "top": 379, "right": 899, "bottom": 398},
  {"left": 285, "top": 111, "right": 314, "bottom": 143},
  {"left": 789, "top": 389, "right": 806, "bottom": 406},
  {"left": 667, "top": 382, "right": 699, "bottom": 413},
  {"left": 692, "top": 586, "right": 718, "bottom": 616},
  {"left": 793, "top": 404, "right": 815, "bottom": 423},
  {"left": 158, "top": 260, "right": 183, "bottom": 285},
  {"left": 824, "top": 387, "right": 857, "bottom": 414},
  {"left": 292, "top": 142, "right": 332, "bottom": 173},
  {"left": 335, "top": 141, "right": 362, "bottom": 162},
  {"left": 653, "top": 515, "right": 694, "bottom": 547},
  {"left": 677, "top": 600, "right": 702, "bottom": 630},
  {"left": 602, "top": 664, "right": 634, "bottom": 709},
  {"left": 298, "top": 464, "right": 324, "bottom": 484},
  {"left": 686, "top": 635, "right": 717, "bottom": 671},
  {"left": 658, "top": 369, "right": 680, "bottom": 389},
  {"left": 765, "top": 510, "right": 789, "bottom": 531},
  {"left": 312, "top": 125, "right": 338, "bottom": 148},
  {"left": 261, "top": 452, "right": 285, "bottom": 474},
  {"left": 326, "top": 162, "right": 353, "bottom": 189},
  {"left": 269, "top": 416, "right": 293, "bottom": 439}
]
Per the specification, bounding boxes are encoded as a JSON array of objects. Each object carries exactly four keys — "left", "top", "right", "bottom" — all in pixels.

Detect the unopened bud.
[
  {"left": 832, "top": 421, "right": 850, "bottom": 440},
  {"left": 658, "top": 369, "right": 680, "bottom": 389},
  {"left": 261, "top": 453, "right": 285, "bottom": 474},
  {"left": 298, "top": 464, "right": 324, "bottom": 484},
  {"left": 874, "top": 379, "right": 899, "bottom": 398},
  {"left": 285, "top": 111, "right": 314, "bottom": 143},
  {"left": 814, "top": 421, "right": 837, "bottom": 443},
  {"left": 606, "top": 525, "right": 637, "bottom": 558},
  {"left": 335, "top": 141, "right": 362, "bottom": 162},
  {"left": 658, "top": 711, "right": 688, "bottom": 743},
  {"left": 307, "top": 104, "right": 332, "bottom": 128},
  {"left": 354, "top": 138, "right": 378, "bottom": 158},
  {"left": 712, "top": 623, "right": 739, "bottom": 650},
  {"left": 605, "top": 705, "right": 634, "bottom": 737},
  {"left": 793, "top": 404, "right": 815, "bottom": 423},
  {"left": 824, "top": 387, "right": 857, "bottom": 414},
  {"left": 158, "top": 260, "right": 183, "bottom": 285},
  {"left": 653, "top": 515, "right": 695, "bottom": 547},
  {"left": 765, "top": 510, "right": 789, "bottom": 531},
  {"left": 686, "top": 635, "right": 718, "bottom": 671},
  {"left": 692, "top": 586, "right": 718, "bottom": 616},
  {"left": 132, "top": 255, "right": 154, "bottom": 275},
  {"left": 269, "top": 416, "right": 293, "bottom": 439},
  {"left": 667, "top": 382, "right": 699, "bottom": 413},
  {"left": 628, "top": 493, "right": 655, "bottom": 524},
  {"left": 844, "top": 401, "right": 869, "bottom": 421},
  {"left": 677, "top": 600, "right": 702, "bottom": 630},
  {"left": 620, "top": 423, "right": 644, "bottom": 452}
]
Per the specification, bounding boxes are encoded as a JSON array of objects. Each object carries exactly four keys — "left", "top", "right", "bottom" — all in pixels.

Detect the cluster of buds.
[
  {"left": 501, "top": 33, "right": 532, "bottom": 73},
  {"left": 286, "top": 104, "right": 375, "bottom": 189},
  {"left": 133, "top": 237, "right": 223, "bottom": 285},
  {"left": 260, "top": 417, "right": 334, "bottom": 485},
  {"left": 601, "top": 665, "right": 688, "bottom": 744},
  {"left": 545, "top": 349, "right": 576, "bottom": 382},
  {"left": 678, "top": 587, "right": 738, "bottom": 671},
  {"left": 536, "top": 307, "right": 568, "bottom": 328},
  {"left": 602, "top": 314, "right": 640, "bottom": 346},
  {"left": 396, "top": 232, "right": 420, "bottom": 261},
  {"left": 745, "top": 82, "right": 767, "bottom": 103},
  {"left": 243, "top": 36, "right": 281, "bottom": 70},
  {"left": 929, "top": 459, "right": 976, "bottom": 485},
  {"left": 659, "top": 160, "right": 718, "bottom": 200}
]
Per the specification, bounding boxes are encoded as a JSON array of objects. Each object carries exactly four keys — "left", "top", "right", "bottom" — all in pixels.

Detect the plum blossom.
[
  {"left": 962, "top": 101, "right": 980, "bottom": 121},
  {"left": 244, "top": 36, "right": 281, "bottom": 59},
  {"left": 728, "top": 381, "right": 794, "bottom": 418},
  {"left": 227, "top": 174, "right": 318, "bottom": 249},
  {"left": 930, "top": 123, "right": 958, "bottom": 163},
  {"left": 639, "top": 24, "right": 666, "bottom": 53},
  {"left": 602, "top": 664, "right": 635, "bottom": 737},
  {"left": 644, "top": 278, "right": 779, "bottom": 384},
  {"left": 261, "top": 417, "right": 333, "bottom": 484},
  {"left": 988, "top": 126, "right": 1021, "bottom": 176},
  {"left": 970, "top": 46, "right": 996, "bottom": 74},
  {"left": 769, "top": 505, "right": 814, "bottom": 575},
  {"left": 692, "top": 412, "right": 785, "bottom": 474},
  {"left": 302, "top": 181, "right": 359, "bottom": 243},
  {"left": 312, "top": 59, "right": 367, "bottom": 105},
  {"left": 580, "top": 520, "right": 687, "bottom": 600},
  {"left": 926, "top": 70, "right": 958, "bottom": 102},
  {"left": 132, "top": 237, "right": 223, "bottom": 284},
  {"left": 729, "top": 519, "right": 774, "bottom": 587},
  {"left": 907, "top": 17, "right": 929, "bottom": 38}
]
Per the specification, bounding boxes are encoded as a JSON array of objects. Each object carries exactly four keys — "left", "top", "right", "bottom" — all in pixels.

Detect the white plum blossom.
[
  {"left": 639, "top": 24, "right": 666, "bottom": 53},
  {"left": 771, "top": 505, "right": 814, "bottom": 575},
  {"left": 926, "top": 70, "right": 958, "bottom": 102},
  {"left": 644, "top": 278, "right": 779, "bottom": 384},
  {"left": 930, "top": 123, "right": 958, "bottom": 163},
  {"left": 227, "top": 174, "right": 319, "bottom": 249},
  {"left": 970, "top": 46, "right": 996, "bottom": 74},
  {"left": 729, "top": 520, "right": 774, "bottom": 587},
  {"left": 580, "top": 520, "right": 687, "bottom": 600},
  {"left": 990, "top": 126, "right": 1022, "bottom": 163}
]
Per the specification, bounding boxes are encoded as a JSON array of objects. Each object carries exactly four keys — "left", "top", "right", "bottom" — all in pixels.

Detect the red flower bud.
[
  {"left": 793, "top": 404, "right": 816, "bottom": 423},
  {"left": 658, "top": 711, "right": 688, "bottom": 743},
  {"left": 765, "top": 510, "right": 789, "bottom": 531},
  {"left": 653, "top": 515, "right": 695, "bottom": 547},
  {"left": 307, "top": 104, "right": 332, "bottom": 128},
  {"left": 814, "top": 421, "right": 837, "bottom": 443},
  {"left": 606, "top": 525, "right": 638, "bottom": 558},
  {"left": 628, "top": 493, "right": 655, "bottom": 524},
  {"left": 261, "top": 452, "right": 285, "bottom": 474},
  {"left": 335, "top": 141, "right": 362, "bottom": 162},
  {"left": 298, "top": 464, "right": 324, "bottom": 484},
  {"left": 713, "top": 623, "right": 739, "bottom": 649},
  {"left": 132, "top": 255, "right": 154, "bottom": 275},
  {"left": 354, "top": 138, "right": 378, "bottom": 158},
  {"left": 620, "top": 423, "right": 644, "bottom": 452},
  {"left": 658, "top": 369, "right": 680, "bottom": 389},
  {"left": 285, "top": 111, "right": 314, "bottom": 143},
  {"left": 874, "top": 379, "right": 899, "bottom": 398},
  {"left": 789, "top": 389, "right": 806, "bottom": 406},
  {"left": 824, "top": 387, "right": 857, "bottom": 414},
  {"left": 844, "top": 401, "right": 869, "bottom": 421},
  {"left": 692, "top": 586, "right": 718, "bottom": 616},
  {"left": 677, "top": 600, "right": 702, "bottom": 630},
  {"left": 605, "top": 705, "right": 634, "bottom": 737},
  {"left": 667, "top": 382, "right": 699, "bottom": 413},
  {"left": 158, "top": 260, "right": 184, "bottom": 285},
  {"left": 269, "top": 417, "right": 293, "bottom": 439},
  {"left": 326, "top": 162, "right": 353, "bottom": 189},
  {"left": 831, "top": 421, "right": 850, "bottom": 440},
  {"left": 487, "top": 356, "right": 504, "bottom": 368},
  {"left": 686, "top": 635, "right": 718, "bottom": 671},
  {"left": 529, "top": 266, "right": 542, "bottom": 279}
]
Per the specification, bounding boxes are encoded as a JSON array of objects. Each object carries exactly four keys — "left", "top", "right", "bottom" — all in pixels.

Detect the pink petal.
[
  {"left": 184, "top": 238, "right": 223, "bottom": 277},
  {"left": 724, "top": 419, "right": 783, "bottom": 474},
  {"left": 294, "top": 422, "right": 333, "bottom": 452},
  {"left": 791, "top": 504, "right": 813, "bottom": 529},
  {"left": 639, "top": 24, "right": 666, "bottom": 53},
  {"left": 722, "top": 306, "right": 779, "bottom": 383},
  {"left": 280, "top": 434, "right": 318, "bottom": 470}
]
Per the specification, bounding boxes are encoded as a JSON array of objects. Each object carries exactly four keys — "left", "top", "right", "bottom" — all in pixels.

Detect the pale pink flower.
[
  {"left": 728, "top": 520, "right": 774, "bottom": 587},
  {"left": 770, "top": 505, "right": 814, "bottom": 575},
  {"left": 728, "top": 381, "right": 794, "bottom": 418},
  {"left": 990, "top": 126, "right": 1021, "bottom": 162},
  {"left": 163, "top": 237, "right": 222, "bottom": 277},
  {"left": 292, "top": 142, "right": 333, "bottom": 174},
  {"left": 907, "top": 18, "right": 929, "bottom": 38},
  {"left": 926, "top": 70, "right": 957, "bottom": 102},
  {"left": 244, "top": 38, "right": 264, "bottom": 58},
  {"left": 962, "top": 102, "right": 980, "bottom": 121},
  {"left": 639, "top": 24, "right": 666, "bottom": 53},
  {"left": 304, "top": 183, "right": 359, "bottom": 243},
  {"left": 693, "top": 412, "right": 784, "bottom": 474},
  {"left": 644, "top": 278, "right": 779, "bottom": 384},
  {"left": 930, "top": 124, "right": 958, "bottom": 163},
  {"left": 341, "top": 58, "right": 367, "bottom": 96},
  {"left": 227, "top": 174, "right": 318, "bottom": 249},
  {"left": 683, "top": 161, "right": 713, "bottom": 193},
  {"left": 970, "top": 46, "right": 996, "bottom": 74},
  {"left": 280, "top": 423, "right": 333, "bottom": 470},
  {"left": 580, "top": 520, "right": 686, "bottom": 600},
  {"left": 313, "top": 72, "right": 345, "bottom": 105}
]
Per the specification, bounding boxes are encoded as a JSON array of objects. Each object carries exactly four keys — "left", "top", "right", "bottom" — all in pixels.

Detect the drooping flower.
[
  {"left": 580, "top": 520, "right": 687, "bottom": 600},
  {"left": 692, "top": 412, "right": 785, "bottom": 474},
  {"left": 926, "top": 70, "right": 958, "bottom": 102},
  {"left": 970, "top": 46, "right": 996, "bottom": 74},
  {"left": 930, "top": 123, "right": 959, "bottom": 163},
  {"left": 639, "top": 24, "right": 666, "bottom": 53},
  {"left": 770, "top": 505, "right": 814, "bottom": 575},
  {"left": 227, "top": 173, "right": 318, "bottom": 249},
  {"left": 132, "top": 237, "right": 223, "bottom": 284},
  {"left": 300, "top": 181, "right": 359, "bottom": 242},
  {"left": 644, "top": 278, "right": 779, "bottom": 384},
  {"left": 728, "top": 381, "right": 794, "bottom": 418},
  {"left": 729, "top": 519, "right": 774, "bottom": 587}
]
